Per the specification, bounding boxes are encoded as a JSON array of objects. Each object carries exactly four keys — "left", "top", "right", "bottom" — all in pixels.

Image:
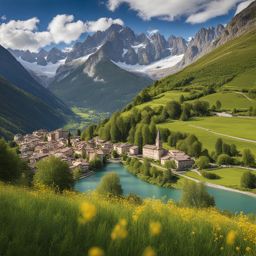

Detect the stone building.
[{"left": 142, "top": 130, "right": 165, "bottom": 161}]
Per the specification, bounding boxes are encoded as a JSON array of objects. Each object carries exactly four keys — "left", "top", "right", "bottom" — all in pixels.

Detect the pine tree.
[
  {"left": 215, "top": 138, "right": 223, "bottom": 155},
  {"left": 134, "top": 125, "right": 143, "bottom": 153}
]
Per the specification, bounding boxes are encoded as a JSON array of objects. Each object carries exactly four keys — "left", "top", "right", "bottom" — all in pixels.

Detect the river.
[{"left": 75, "top": 163, "right": 256, "bottom": 214}]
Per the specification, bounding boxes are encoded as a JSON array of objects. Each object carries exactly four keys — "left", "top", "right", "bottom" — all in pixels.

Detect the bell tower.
[{"left": 155, "top": 130, "right": 162, "bottom": 149}]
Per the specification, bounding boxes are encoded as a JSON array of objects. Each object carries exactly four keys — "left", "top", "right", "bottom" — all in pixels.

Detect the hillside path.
[{"left": 235, "top": 91, "right": 253, "bottom": 102}]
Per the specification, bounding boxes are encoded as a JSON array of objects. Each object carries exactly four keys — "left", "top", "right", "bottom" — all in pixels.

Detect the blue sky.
[{"left": 0, "top": 0, "right": 253, "bottom": 51}]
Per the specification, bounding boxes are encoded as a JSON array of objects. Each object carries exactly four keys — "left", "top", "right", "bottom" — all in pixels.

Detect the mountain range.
[{"left": 1, "top": 1, "right": 255, "bottom": 139}]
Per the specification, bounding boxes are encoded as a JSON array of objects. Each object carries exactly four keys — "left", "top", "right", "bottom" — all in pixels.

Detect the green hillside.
[
  {"left": 0, "top": 76, "right": 72, "bottom": 140},
  {"left": 50, "top": 60, "right": 151, "bottom": 113}
]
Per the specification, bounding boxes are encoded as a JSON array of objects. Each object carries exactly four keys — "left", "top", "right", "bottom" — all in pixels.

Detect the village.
[{"left": 14, "top": 128, "right": 194, "bottom": 175}]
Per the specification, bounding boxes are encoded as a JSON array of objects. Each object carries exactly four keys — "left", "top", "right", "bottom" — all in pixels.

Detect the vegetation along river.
[{"left": 75, "top": 163, "right": 256, "bottom": 214}]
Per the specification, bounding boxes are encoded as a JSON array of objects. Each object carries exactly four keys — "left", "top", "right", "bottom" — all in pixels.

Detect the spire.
[{"left": 155, "top": 129, "right": 162, "bottom": 149}]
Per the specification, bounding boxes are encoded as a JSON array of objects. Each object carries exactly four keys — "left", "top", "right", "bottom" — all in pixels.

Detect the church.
[{"left": 142, "top": 130, "right": 165, "bottom": 161}]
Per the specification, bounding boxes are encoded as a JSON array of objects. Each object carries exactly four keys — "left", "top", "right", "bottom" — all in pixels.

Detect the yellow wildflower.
[
  {"left": 88, "top": 247, "right": 104, "bottom": 256},
  {"left": 236, "top": 246, "right": 240, "bottom": 251},
  {"left": 226, "top": 230, "right": 236, "bottom": 245},
  {"left": 111, "top": 219, "right": 128, "bottom": 240},
  {"left": 142, "top": 246, "right": 157, "bottom": 256},
  {"left": 245, "top": 247, "right": 251, "bottom": 252},
  {"left": 149, "top": 221, "right": 161, "bottom": 236},
  {"left": 220, "top": 247, "right": 224, "bottom": 251},
  {"left": 79, "top": 202, "right": 97, "bottom": 223}
]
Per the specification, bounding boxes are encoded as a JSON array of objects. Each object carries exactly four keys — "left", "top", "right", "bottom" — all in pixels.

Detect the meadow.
[
  {"left": 189, "top": 91, "right": 256, "bottom": 111},
  {"left": 159, "top": 116, "right": 256, "bottom": 155},
  {"left": 186, "top": 168, "right": 256, "bottom": 192},
  {"left": 0, "top": 184, "right": 256, "bottom": 256}
]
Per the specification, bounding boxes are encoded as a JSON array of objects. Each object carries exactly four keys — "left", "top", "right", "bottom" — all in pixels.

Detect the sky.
[{"left": 0, "top": 0, "right": 254, "bottom": 52}]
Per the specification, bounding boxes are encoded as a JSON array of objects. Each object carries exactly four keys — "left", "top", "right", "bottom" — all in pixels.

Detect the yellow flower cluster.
[
  {"left": 88, "top": 246, "right": 104, "bottom": 256},
  {"left": 111, "top": 218, "right": 128, "bottom": 240},
  {"left": 142, "top": 246, "right": 157, "bottom": 256},
  {"left": 149, "top": 221, "right": 162, "bottom": 236},
  {"left": 79, "top": 202, "right": 97, "bottom": 224},
  {"left": 226, "top": 230, "right": 236, "bottom": 245}
]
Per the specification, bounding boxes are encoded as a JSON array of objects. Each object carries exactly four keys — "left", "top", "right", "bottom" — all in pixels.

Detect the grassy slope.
[
  {"left": 158, "top": 117, "right": 256, "bottom": 155},
  {"left": 0, "top": 184, "right": 256, "bottom": 256},
  {"left": 186, "top": 168, "right": 256, "bottom": 192}
]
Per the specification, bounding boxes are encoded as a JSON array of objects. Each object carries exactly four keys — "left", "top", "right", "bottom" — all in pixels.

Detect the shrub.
[
  {"left": 201, "top": 171, "right": 220, "bottom": 180},
  {"left": 196, "top": 156, "right": 210, "bottom": 170},
  {"left": 217, "top": 154, "right": 233, "bottom": 165},
  {"left": 240, "top": 171, "right": 256, "bottom": 189},
  {"left": 242, "top": 149, "right": 255, "bottom": 167},
  {"left": 0, "top": 139, "right": 22, "bottom": 182},
  {"left": 96, "top": 172, "right": 123, "bottom": 196},
  {"left": 89, "top": 157, "right": 103, "bottom": 170},
  {"left": 181, "top": 181, "right": 215, "bottom": 208},
  {"left": 34, "top": 156, "right": 74, "bottom": 192}
]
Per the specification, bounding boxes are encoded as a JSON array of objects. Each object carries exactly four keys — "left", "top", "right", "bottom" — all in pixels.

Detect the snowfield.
[{"left": 112, "top": 54, "right": 184, "bottom": 75}]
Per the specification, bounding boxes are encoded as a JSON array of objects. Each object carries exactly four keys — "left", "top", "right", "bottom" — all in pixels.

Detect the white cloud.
[
  {"left": 0, "top": 15, "right": 124, "bottom": 52},
  {"left": 235, "top": 0, "right": 254, "bottom": 15},
  {"left": 1, "top": 15, "right": 6, "bottom": 21},
  {"left": 107, "top": 0, "right": 248, "bottom": 23}
]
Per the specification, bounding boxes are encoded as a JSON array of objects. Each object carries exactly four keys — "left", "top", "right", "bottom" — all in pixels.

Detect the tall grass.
[{"left": 0, "top": 184, "right": 255, "bottom": 256}]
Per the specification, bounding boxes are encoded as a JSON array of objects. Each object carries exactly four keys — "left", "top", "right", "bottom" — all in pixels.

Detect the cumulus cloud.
[
  {"left": 0, "top": 15, "right": 124, "bottom": 52},
  {"left": 235, "top": 0, "right": 255, "bottom": 15},
  {"left": 107, "top": 0, "right": 248, "bottom": 23},
  {"left": 1, "top": 15, "right": 6, "bottom": 21}
]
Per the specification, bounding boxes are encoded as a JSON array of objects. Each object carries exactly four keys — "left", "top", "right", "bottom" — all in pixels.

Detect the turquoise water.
[{"left": 75, "top": 163, "right": 256, "bottom": 214}]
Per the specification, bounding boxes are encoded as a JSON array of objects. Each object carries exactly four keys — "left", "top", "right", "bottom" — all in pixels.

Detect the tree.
[
  {"left": 96, "top": 172, "right": 123, "bottom": 196},
  {"left": 240, "top": 171, "right": 256, "bottom": 189},
  {"left": 230, "top": 144, "right": 239, "bottom": 157},
  {"left": 217, "top": 154, "right": 232, "bottom": 165},
  {"left": 163, "top": 169, "right": 173, "bottom": 183},
  {"left": 142, "top": 125, "right": 152, "bottom": 145},
  {"left": 181, "top": 181, "right": 215, "bottom": 208},
  {"left": 89, "top": 157, "right": 103, "bottom": 170},
  {"left": 77, "top": 129, "right": 81, "bottom": 137},
  {"left": 34, "top": 156, "right": 74, "bottom": 192},
  {"left": 150, "top": 166, "right": 158, "bottom": 178},
  {"left": 165, "top": 101, "right": 181, "bottom": 119},
  {"left": 67, "top": 131, "right": 72, "bottom": 147},
  {"left": 110, "top": 120, "right": 120, "bottom": 143},
  {"left": 127, "top": 127, "right": 135, "bottom": 144},
  {"left": 0, "top": 139, "right": 22, "bottom": 182},
  {"left": 243, "top": 149, "right": 255, "bottom": 167},
  {"left": 179, "top": 95, "right": 185, "bottom": 103},
  {"left": 190, "top": 141, "right": 202, "bottom": 157},
  {"left": 134, "top": 125, "right": 143, "bottom": 153},
  {"left": 180, "top": 108, "right": 189, "bottom": 121},
  {"left": 216, "top": 100, "right": 222, "bottom": 110},
  {"left": 196, "top": 156, "right": 210, "bottom": 170},
  {"left": 82, "top": 125, "right": 96, "bottom": 141},
  {"left": 192, "top": 100, "right": 210, "bottom": 116},
  {"left": 222, "top": 143, "right": 231, "bottom": 156},
  {"left": 164, "top": 160, "right": 176, "bottom": 170},
  {"left": 215, "top": 138, "right": 223, "bottom": 156},
  {"left": 143, "top": 158, "right": 151, "bottom": 176}
]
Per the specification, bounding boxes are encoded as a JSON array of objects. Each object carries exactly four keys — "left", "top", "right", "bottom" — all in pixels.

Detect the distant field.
[
  {"left": 136, "top": 91, "right": 186, "bottom": 110},
  {"left": 189, "top": 91, "right": 256, "bottom": 110},
  {"left": 158, "top": 116, "right": 256, "bottom": 155},
  {"left": 186, "top": 168, "right": 256, "bottom": 192}
]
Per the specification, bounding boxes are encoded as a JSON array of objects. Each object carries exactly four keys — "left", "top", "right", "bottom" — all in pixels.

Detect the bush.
[
  {"left": 242, "top": 149, "right": 255, "bottom": 167},
  {"left": 96, "top": 172, "right": 123, "bottom": 196},
  {"left": 0, "top": 139, "right": 22, "bottom": 182},
  {"left": 196, "top": 156, "right": 210, "bottom": 170},
  {"left": 181, "top": 181, "right": 215, "bottom": 208},
  {"left": 201, "top": 171, "right": 220, "bottom": 180},
  {"left": 89, "top": 157, "right": 103, "bottom": 170},
  {"left": 240, "top": 171, "right": 256, "bottom": 189},
  {"left": 34, "top": 156, "right": 74, "bottom": 192},
  {"left": 217, "top": 154, "right": 233, "bottom": 165}
]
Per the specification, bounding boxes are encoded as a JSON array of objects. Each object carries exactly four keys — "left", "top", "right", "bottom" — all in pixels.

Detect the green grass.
[
  {"left": 0, "top": 184, "right": 256, "bottom": 256},
  {"left": 189, "top": 92, "right": 256, "bottom": 110},
  {"left": 158, "top": 116, "right": 256, "bottom": 155},
  {"left": 186, "top": 168, "right": 256, "bottom": 192}
]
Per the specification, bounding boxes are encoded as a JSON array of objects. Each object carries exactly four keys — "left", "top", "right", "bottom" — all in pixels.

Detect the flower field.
[{"left": 0, "top": 184, "right": 255, "bottom": 256}]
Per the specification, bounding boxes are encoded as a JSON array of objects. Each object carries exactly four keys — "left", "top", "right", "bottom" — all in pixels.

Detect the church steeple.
[{"left": 155, "top": 129, "right": 162, "bottom": 149}]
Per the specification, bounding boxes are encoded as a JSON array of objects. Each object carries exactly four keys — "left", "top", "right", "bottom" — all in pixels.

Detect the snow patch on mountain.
[
  {"left": 17, "top": 57, "right": 66, "bottom": 78},
  {"left": 112, "top": 54, "right": 184, "bottom": 75}
]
